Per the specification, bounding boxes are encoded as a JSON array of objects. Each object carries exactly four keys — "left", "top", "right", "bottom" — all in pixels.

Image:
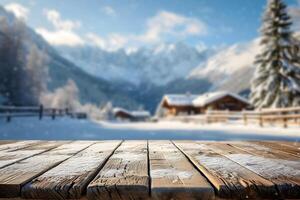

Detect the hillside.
[
  {"left": 189, "top": 39, "right": 261, "bottom": 93},
  {"left": 0, "top": 6, "right": 213, "bottom": 112},
  {"left": 0, "top": 7, "right": 140, "bottom": 109}
]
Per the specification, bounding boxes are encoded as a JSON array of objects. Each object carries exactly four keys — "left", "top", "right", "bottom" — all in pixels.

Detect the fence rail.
[
  {"left": 205, "top": 107, "right": 300, "bottom": 128},
  {"left": 163, "top": 107, "right": 300, "bottom": 128},
  {"left": 0, "top": 105, "right": 70, "bottom": 122}
]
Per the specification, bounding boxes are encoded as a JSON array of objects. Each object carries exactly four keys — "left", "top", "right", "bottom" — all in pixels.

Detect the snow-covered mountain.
[
  {"left": 58, "top": 43, "right": 213, "bottom": 86},
  {"left": 2, "top": 3, "right": 299, "bottom": 111},
  {"left": 59, "top": 37, "right": 264, "bottom": 95},
  {"left": 0, "top": 6, "right": 212, "bottom": 112},
  {"left": 0, "top": 6, "right": 141, "bottom": 108},
  {"left": 189, "top": 39, "right": 261, "bottom": 92}
]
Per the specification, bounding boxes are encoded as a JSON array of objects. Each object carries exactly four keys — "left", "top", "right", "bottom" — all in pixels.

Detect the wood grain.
[
  {"left": 22, "top": 141, "right": 121, "bottom": 199},
  {"left": 149, "top": 141, "right": 214, "bottom": 200},
  {"left": 210, "top": 142, "right": 300, "bottom": 199},
  {"left": 252, "top": 141, "right": 300, "bottom": 158},
  {"left": 87, "top": 141, "right": 149, "bottom": 200},
  {"left": 0, "top": 141, "right": 94, "bottom": 198},
  {"left": 0, "top": 141, "right": 41, "bottom": 152},
  {"left": 0, "top": 140, "right": 299, "bottom": 200},
  {"left": 174, "top": 141, "right": 277, "bottom": 199},
  {"left": 276, "top": 141, "right": 300, "bottom": 148},
  {"left": 0, "top": 141, "right": 16, "bottom": 146},
  {"left": 0, "top": 141, "right": 66, "bottom": 169}
]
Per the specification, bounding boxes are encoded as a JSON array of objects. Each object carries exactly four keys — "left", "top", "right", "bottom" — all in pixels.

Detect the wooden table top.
[{"left": 0, "top": 140, "right": 299, "bottom": 200}]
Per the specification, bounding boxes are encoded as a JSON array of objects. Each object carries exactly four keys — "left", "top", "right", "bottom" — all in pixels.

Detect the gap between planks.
[
  {"left": 0, "top": 141, "right": 96, "bottom": 198},
  {"left": 22, "top": 141, "right": 123, "bottom": 199},
  {"left": 210, "top": 142, "right": 300, "bottom": 199}
]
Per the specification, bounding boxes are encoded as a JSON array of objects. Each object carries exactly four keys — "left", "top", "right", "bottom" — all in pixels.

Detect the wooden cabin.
[
  {"left": 156, "top": 91, "right": 251, "bottom": 117},
  {"left": 113, "top": 108, "right": 151, "bottom": 122}
]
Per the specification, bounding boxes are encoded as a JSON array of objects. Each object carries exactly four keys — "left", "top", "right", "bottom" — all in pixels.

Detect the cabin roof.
[
  {"left": 193, "top": 91, "right": 249, "bottom": 107},
  {"left": 163, "top": 94, "right": 199, "bottom": 106},
  {"left": 113, "top": 107, "right": 151, "bottom": 118},
  {"left": 163, "top": 91, "right": 249, "bottom": 107}
]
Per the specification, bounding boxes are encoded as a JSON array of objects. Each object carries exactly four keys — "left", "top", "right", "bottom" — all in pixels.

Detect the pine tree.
[{"left": 250, "top": 0, "right": 300, "bottom": 109}]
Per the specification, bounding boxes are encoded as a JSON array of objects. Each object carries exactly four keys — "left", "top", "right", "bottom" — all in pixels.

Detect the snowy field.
[{"left": 0, "top": 117, "right": 299, "bottom": 141}]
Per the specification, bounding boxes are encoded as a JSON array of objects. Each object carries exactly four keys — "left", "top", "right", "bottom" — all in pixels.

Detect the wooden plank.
[
  {"left": 0, "top": 141, "right": 41, "bottom": 152},
  {"left": 174, "top": 141, "right": 277, "bottom": 199},
  {"left": 209, "top": 142, "right": 300, "bottom": 199},
  {"left": 228, "top": 141, "right": 300, "bottom": 163},
  {"left": 149, "top": 141, "right": 214, "bottom": 200},
  {"left": 0, "top": 141, "right": 17, "bottom": 146},
  {"left": 0, "top": 141, "right": 94, "bottom": 198},
  {"left": 22, "top": 141, "right": 122, "bottom": 199},
  {"left": 252, "top": 141, "right": 300, "bottom": 158},
  {"left": 87, "top": 141, "right": 149, "bottom": 200},
  {"left": 0, "top": 141, "right": 66, "bottom": 169},
  {"left": 269, "top": 140, "right": 300, "bottom": 149}
]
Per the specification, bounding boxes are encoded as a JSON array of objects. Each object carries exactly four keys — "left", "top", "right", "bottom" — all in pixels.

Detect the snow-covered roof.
[
  {"left": 113, "top": 107, "right": 151, "bottom": 118},
  {"left": 131, "top": 111, "right": 151, "bottom": 117},
  {"left": 163, "top": 91, "right": 249, "bottom": 107},
  {"left": 113, "top": 107, "right": 130, "bottom": 115},
  {"left": 163, "top": 94, "right": 199, "bottom": 106},
  {"left": 193, "top": 91, "right": 250, "bottom": 107}
]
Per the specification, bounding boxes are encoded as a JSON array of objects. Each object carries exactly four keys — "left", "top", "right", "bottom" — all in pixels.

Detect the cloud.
[
  {"left": 85, "top": 33, "right": 128, "bottom": 51},
  {"left": 44, "top": 9, "right": 81, "bottom": 30},
  {"left": 4, "top": 3, "right": 29, "bottom": 20},
  {"left": 139, "top": 11, "right": 207, "bottom": 43},
  {"left": 35, "top": 9, "right": 84, "bottom": 46},
  {"left": 102, "top": 6, "right": 117, "bottom": 17},
  {"left": 86, "top": 11, "right": 207, "bottom": 51},
  {"left": 36, "top": 28, "right": 84, "bottom": 47},
  {"left": 36, "top": 9, "right": 207, "bottom": 49}
]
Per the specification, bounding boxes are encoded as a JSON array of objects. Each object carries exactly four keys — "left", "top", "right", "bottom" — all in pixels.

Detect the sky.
[{"left": 0, "top": 0, "right": 299, "bottom": 51}]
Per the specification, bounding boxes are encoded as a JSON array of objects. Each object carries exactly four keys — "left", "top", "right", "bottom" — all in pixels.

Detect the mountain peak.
[{"left": 58, "top": 42, "right": 213, "bottom": 86}]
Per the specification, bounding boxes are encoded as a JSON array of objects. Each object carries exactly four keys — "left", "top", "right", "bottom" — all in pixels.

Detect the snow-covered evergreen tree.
[{"left": 250, "top": 0, "right": 300, "bottom": 108}]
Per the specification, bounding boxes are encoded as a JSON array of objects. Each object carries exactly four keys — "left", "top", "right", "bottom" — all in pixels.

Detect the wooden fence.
[
  {"left": 206, "top": 107, "right": 300, "bottom": 128},
  {"left": 0, "top": 105, "right": 70, "bottom": 122}
]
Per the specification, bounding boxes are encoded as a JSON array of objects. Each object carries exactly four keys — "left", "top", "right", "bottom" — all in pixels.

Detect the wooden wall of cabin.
[
  {"left": 203, "top": 95, "right": 249, "bottom": 111},
  {"left": 164, "top": 106, "right": 201, "bottom": 117},
  {"left": 161, "top": 95, "right": 250, "bottom": 117}
]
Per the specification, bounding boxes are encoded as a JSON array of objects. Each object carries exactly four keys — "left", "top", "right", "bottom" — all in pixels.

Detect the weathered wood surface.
[
  {"left": 87, "top": 141, "right": 149, "bottom": 200},
  {"left": 22, "top": 141, "right": 121, "bottom": 199},
  {"left": 275, "top": 140, "right": 300, "bottom": 148},
  {"left": 149, "top": 141, "right": 214, "bottom": 200},
  {"left": 0, "top": 140, "right": 299, "bottom": 200},
  {"left": 252, "top": 141, "right": 300, "bottom": 158},
  {"left": 0, "top": 141, "right": 16, "bottom": 146},
  {"left": 174, "top": 141, "right": 277, "bottom": 199},
  {"left": 229, "top": 141, "right": 300, "bottom": 170},
  {"left": 0, "top": 141, "right": 94, "bottom": 198},
  {"left": 0, "top": 141, "right": 66, "bottom": 169},
  {"left": 210, "top": 142, "right": 300, "bottom": 199},
  {"left": 0, "top": 141, "right": 41, "bottom": 152}
]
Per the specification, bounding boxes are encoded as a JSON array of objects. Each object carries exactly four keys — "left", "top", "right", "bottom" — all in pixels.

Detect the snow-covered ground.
[{"left": 0, "top": 117, "right": 299, "bottom": 141}]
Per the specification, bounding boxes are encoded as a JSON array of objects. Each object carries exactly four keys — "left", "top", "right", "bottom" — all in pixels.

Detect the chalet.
[
  {"left": 113, "top": 108, "right": 151, "bottom": 122},
  {"left": 156, "top": 91, "right": 251, "bottom": 117}
]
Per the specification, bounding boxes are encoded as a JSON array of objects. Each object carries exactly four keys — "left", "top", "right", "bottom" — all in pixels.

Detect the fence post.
[
  {"left": 283, "top": 117, "right": 287, "bottom": 128},
  {"left": 6, "top": 111, "right": 11, "bottom": 123},
  {"left": 226, "top": 110, "right": 229, "bottom": 123},
  {"left": 243, "top": 110, "right": 247, "bottom": 126},
  {"left": 39, "top": 104, "right": 43, "bottom": 120},
  {"left": 65, "top": 108, "right": 69, "bottom": 116},
  {"left": 259, "top": 109, "right": 263, "bottom": 127},
  {"left": 52, "top": 109, "right": 56, "bottom": 120},
  {"left": 206, "top": 111, "right": 210, "bottom": 124}
]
